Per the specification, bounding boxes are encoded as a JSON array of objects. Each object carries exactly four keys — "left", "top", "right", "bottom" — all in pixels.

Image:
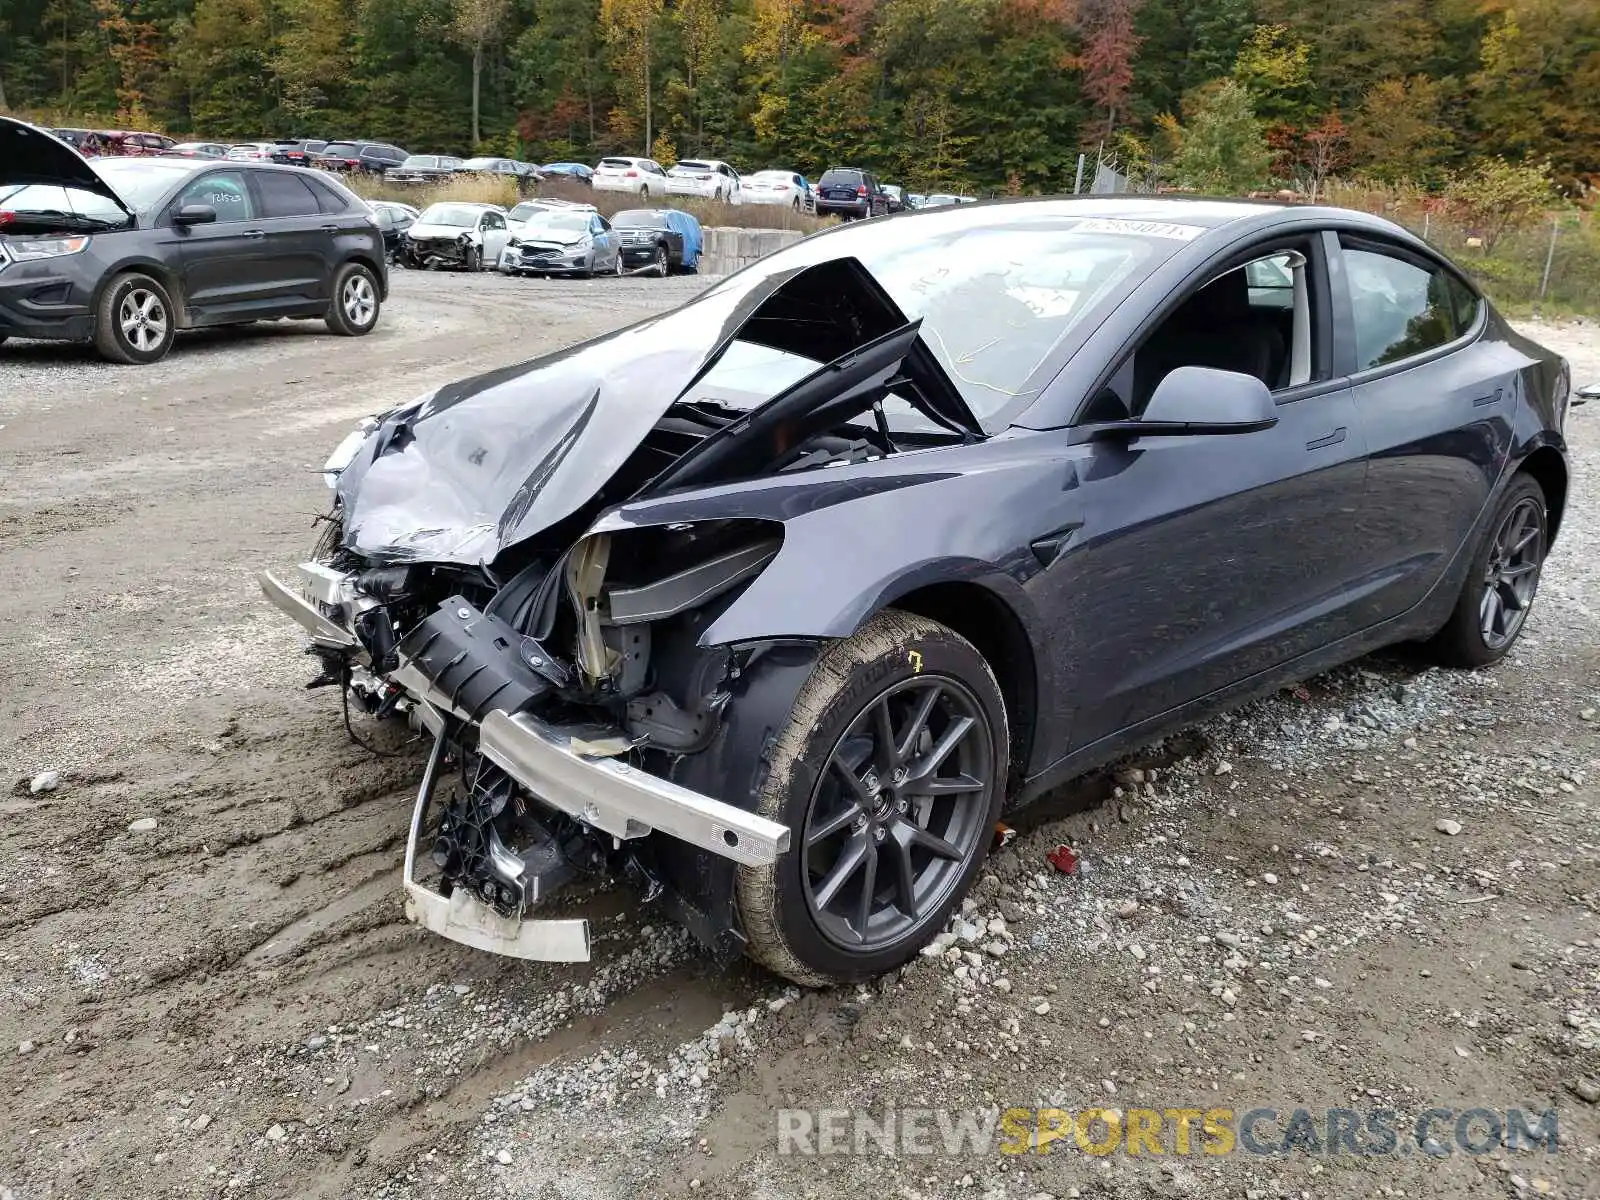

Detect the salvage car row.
[{"left": 364, "top": 198, "right": 703, "bottom": 277}]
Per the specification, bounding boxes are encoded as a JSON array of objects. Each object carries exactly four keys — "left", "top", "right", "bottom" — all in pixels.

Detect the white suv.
[
  {"left": 665, "top": 159, "right": 741, "bottom": 203},
  {"left": 592, "top": 156, "right": 668, "bottom": 198}
]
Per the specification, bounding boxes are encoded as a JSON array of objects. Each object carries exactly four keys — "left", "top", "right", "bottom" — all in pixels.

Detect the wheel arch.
[
  {"left": 340, "top": 251, "right": 388, "bottom": 299},
  {"left": 880, "top": 580, "right": 1037, "bottom": 796},
  {"left": 91, "top": 259, "right": 187, "bottom": 328},
  {"left": 1516, "top": 444, "right": 1568, "bottom": 544}
]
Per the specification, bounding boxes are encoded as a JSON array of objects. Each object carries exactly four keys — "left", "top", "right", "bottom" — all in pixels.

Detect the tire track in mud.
[{"left": 0, "top": 270, "right": 749, "bottom": 1200}]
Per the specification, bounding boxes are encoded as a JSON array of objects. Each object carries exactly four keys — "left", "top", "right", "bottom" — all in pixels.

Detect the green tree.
[
  {"left": 1231, "top": 23, "right": 1314, "bottom": 127},
  {"left": 1445, "top": 156, "right": 1555, "bottom": 252},
  {"left": 1172, "top": 77, "right": 1272, "bottom": 193},
  {"left": 600, "top": 0, "right": 665, "bottom": 151},
  {"left": 1348, "top": 75, "right": 1453, "bottom": 184}
]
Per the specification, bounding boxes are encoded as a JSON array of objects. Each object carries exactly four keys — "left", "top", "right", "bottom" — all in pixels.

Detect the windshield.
[
  {"left": 524, "top": 212, "right": 591, "bottom": 234},
  {"left": 612, "top": 210, "right": 664, "bottom": 229},
  {"left": 418, "top": 204, "right": 483, "bottom": 227},
  {"left": 598, "top": 158, "right": 636, "bottom": 169},
  {"left": 700, "top": 209, "right": 1182, "bottom": 427},
  {"left": 508, "top": 202, "right": 549, "bottom": 222},
  {"left": 749, "top": 172, "right": 790, "bottom": 183},
  {"left": 672, "top": 161, "right": 713, "bottom": 174}
]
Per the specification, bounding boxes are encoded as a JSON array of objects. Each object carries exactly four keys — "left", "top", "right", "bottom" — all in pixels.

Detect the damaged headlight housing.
[
  {"left": 8, "top": 235, "right": 91, "bottom": 261},
  {"left": 323, "top": 416, "right": 381, "bottom": 489}
]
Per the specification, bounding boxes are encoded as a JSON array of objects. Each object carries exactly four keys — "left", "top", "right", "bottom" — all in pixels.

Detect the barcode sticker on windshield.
[{"left": 1072, "top": 218, "right": 1206, "bottom": 240}]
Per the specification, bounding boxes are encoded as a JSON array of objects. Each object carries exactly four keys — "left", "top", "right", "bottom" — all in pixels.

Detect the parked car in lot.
[
  {"left": 227, "top": 142, "right": 278, "bottom": 162},
  {"left": 166, "top": 142, "right": 230, "bottom": 160},
  {"left": 540, "top": 162, "right": 594, "bottom": 184},
  {"left": 500, "top": 209, "right": 621, "bottom": 277},
  {"left": 814, "top": 166, "right": 888, "bottom": 220},
  {"left": 612, "top": 208, "right": 702, "bottom": 275},
  {"left": 666, "top": 159, "right": 742, "bottom": 203},
  {"left": 741, "top": 170, "right": 815, "bottom": 211},
  {"left": 387, "top": 154, "right": 463, "bottom": 184},
  {"left": 592, "top": 156, "right": 669, "bottom": 198},
  {"left": 368, "top": 200, "right": 420, "bottom": 263},
  {"left": 456, "top": 157, "right": 539, "bottom": 183},
  {"left": 881, "top": 184, "right": 908, "bottom": 213},
  {"left": 260, "top": 195, "right": 1570, "bottom": 987},
  {"left": 317, "top": 141, "right": 407, "bottom": 175},
  {"left": 503, "top": 198, "right": 596, "bottom": 246},
  {"left": 270, "top": 139, "right": 328, "bottom": 165},
  {"left": 402, "top": 201, "right": 509, "bottom": 270},
  {"left": 0, "top": 116, "right": 386, "bottom": 363},
  {"left": 921, "top": 193, "right": 978, "bottom": 207}
]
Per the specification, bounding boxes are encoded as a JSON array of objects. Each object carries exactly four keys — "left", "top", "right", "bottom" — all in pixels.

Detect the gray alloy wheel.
[
  {"left": 1479, "top": 494, "right": 1544, "bottom": 651},
  {"left": 1429, "top": 474, "right": 1547, "bottom": 668},
  {"left": 737, "top": 610, "right": 1007, "bottom": 986},
  {"left": 653, "top": 245, "right": 669, "bottom": 277},
  {"left": 94, "top": 272, "right": 176, "bottom": 364},
  {"left": 613, "top": 250, "right": 625, "bottom": 276}
]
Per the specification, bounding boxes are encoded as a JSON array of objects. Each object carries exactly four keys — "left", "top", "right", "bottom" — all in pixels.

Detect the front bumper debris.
[
  {"left": 403, "top": 736, "right": 591, "bottom": 961},
  {"left": 259, "top": 567, "right": 362, "bottom": 655}
]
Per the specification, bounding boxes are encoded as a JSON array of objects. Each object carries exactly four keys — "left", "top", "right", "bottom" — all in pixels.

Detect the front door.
[
  {"left": 170, "top": 169, "right": 272, "bottom": 321},
  {"left": 1031, "top": 239, "right": 1373, "bottom": 755}
]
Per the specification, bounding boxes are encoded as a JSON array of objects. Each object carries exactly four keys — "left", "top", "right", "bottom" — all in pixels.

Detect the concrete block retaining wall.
[{"left": 698, "top": 226, "right": 808, "bottom": 276}]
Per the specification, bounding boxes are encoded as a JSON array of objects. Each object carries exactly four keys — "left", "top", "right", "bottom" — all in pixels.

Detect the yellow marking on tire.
[{"left": 909, "top": 650, "right": 923, "bottom": 673}]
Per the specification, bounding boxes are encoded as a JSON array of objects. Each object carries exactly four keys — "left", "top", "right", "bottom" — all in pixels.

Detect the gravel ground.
[{"left": 0, "top": 275, "right": 1596, "bottom": 1200}]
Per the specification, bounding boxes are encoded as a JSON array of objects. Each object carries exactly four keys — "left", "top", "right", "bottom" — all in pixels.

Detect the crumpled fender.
[{"left": 586, "top": 435, "right": 1067, "bottom": 649}]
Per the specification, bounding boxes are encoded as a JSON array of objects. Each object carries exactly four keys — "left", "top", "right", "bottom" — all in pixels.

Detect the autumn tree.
[
  {"left": 1348, "top": 75, "right": 1453, "bottom": 184},
  {"left": 1171, "top": 78, "right": 1272, "bottom": 194},
  {"left": 1077, "top": 0, "right": 1143, "bottom": 135},
  {"left": 1231, "top": 22, "right": 1313, "bottom": 127},
  {"left": 1298, "top": 109, "right": 1347, "bottom": 200}
]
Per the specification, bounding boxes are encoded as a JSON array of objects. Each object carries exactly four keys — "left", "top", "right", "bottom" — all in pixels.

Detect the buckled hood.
[{"left": 0, "top": 117, "right": 134, "bottom": 216}]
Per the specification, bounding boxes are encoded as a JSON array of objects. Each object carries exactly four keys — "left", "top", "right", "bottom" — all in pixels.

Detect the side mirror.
[
  {"left": 172, "top": 204, "right": 217, "bottom": 227},
  {"left": 1081, "top": 366, "right": 1278, "bottom": 442}
]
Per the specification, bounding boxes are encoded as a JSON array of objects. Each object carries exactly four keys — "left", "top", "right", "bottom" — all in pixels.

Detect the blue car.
[
  {"left": 540, "top": 162, "right": 594, "bottom": 184},
  {"left": 612, "top": 207, "right": 702, "bottom": 275}
]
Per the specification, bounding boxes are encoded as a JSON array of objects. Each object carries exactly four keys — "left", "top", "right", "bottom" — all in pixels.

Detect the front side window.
[
  {"left": 175, "top": 170, "right": 255, "bottom": 222},
  {"left": 1341, "top": 241, "right": 1469, "bottom": 370}
]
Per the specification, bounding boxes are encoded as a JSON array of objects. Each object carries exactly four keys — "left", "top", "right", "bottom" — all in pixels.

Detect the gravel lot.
[{"left": 1, "top": 272, "right": 1597, "bottom": 1200}]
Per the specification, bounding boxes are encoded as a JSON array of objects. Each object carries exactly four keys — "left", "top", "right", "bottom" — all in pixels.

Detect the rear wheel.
[
  {"left": 737, "top": 610, "right": 1007, "bottom": 986},
  {"left": 1429, "top": 475, "right": 1547, "bottom": 667},
  {"left": 94, "top": 272, "right": 176, "bottom": 364},
  {"left": 325, "top": 263, "right": 380, "bottom": 336},
  {"left": 640, "top": 185, "right": 651, "bottom": 201}
]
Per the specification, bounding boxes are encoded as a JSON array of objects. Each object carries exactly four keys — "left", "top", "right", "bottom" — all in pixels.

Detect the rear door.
[
  {"left": 1332, "top": 232, "right": 1520, "bottom": 624},
  {"left": 170, "top": 168, "right": 275, "bottom": 322},
  {"left": 248, "top": 169, "right": 331, "bottom": 309}
]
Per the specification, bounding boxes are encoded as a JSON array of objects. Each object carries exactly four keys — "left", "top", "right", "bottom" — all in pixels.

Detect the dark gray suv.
[{"left": 0, "top": 117, "right": 387, "bottom": 364}]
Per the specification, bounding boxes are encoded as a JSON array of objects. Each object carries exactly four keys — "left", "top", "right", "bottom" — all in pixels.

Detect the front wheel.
[
  {"left": 94, "top": 272, "right": 176, "bottom": 364},
  {"left": 464, "top": 245, "right": 482, "bottom": 272},
  {"left": 325, "top": 263, "right": 380, "bottom": 336},
  {"left": 736, "top": 610, "right": 1007, "bottom": 986},
  {"left": 1428, "top": 475, "right": 1547, "bottom": 667},
  {"left": 652, "top": 245, "right": 669, "bottom": 278}
]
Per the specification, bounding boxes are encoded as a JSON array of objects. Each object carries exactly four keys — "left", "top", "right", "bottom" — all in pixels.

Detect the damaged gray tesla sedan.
[{"left": 262, "top": 198, "right": 1571, "bottom": 985}]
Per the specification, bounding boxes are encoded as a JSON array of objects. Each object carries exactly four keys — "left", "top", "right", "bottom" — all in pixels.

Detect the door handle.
[
  {"left": 243, "top": 229, "right": 266, "bottom": 240},
  {"left": 1471, "top": 387, "right": 1504, "bottom": 408},
  {"left": 321, "top": 223, "right": 338, "bottom": 232},
  {"left": 1305, "top": 427, "right": 1347, "bottom": 451}
]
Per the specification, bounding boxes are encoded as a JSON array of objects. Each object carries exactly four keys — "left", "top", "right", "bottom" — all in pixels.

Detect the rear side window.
[
  {"left": 1341, "top": 240, "right": 1471, "bottom": 370},
  {"left": 175, "top": 170, "right": 255, "bottom": 222},
  {"left": 306, "top": 177, "right": 352, "bottom": 214},
  {"left": 254, "top": 170, "right": 320, "bottom": 218}
]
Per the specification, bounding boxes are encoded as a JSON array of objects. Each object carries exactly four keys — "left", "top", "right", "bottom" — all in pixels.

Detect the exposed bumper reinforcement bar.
[
  {"left": 258, "top": 568, "right": 360, "bottom": 652},
  {"left": 402, "top": 734, "right": 591, "bottom": 962},
  {"left": 478, "top": 709, "right": 792, "bottom": 867}
]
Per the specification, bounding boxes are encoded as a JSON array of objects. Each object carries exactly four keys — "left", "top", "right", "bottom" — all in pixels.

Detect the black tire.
[
  {"left": 464, "top": 245, "right": 482, "bottom": 272},
  {"left": 325, "top": 262, "right": 381, "bottom": 337},
  {"left": 736, "top": 610, "right": 1008, "bottom": 986},
  {"left": 1428, "top": 474, "right": 1547, "bottom": 668},
  {"left": 613, "top": 252, "right": 625, "bottom": 277},
  {"left": 652, "top": 245, "right": 669, "bottom": 278},
  {"left": 93, "top": 272, "right": 176, "bottom": 364},
  {"left": 640, "top": 185, "right": 651, "bottom": 201}
]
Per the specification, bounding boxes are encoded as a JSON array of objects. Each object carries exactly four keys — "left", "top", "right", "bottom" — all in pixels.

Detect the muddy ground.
[{"left": 1, "top": 273, "right": 1597, "bottom": 1200}]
